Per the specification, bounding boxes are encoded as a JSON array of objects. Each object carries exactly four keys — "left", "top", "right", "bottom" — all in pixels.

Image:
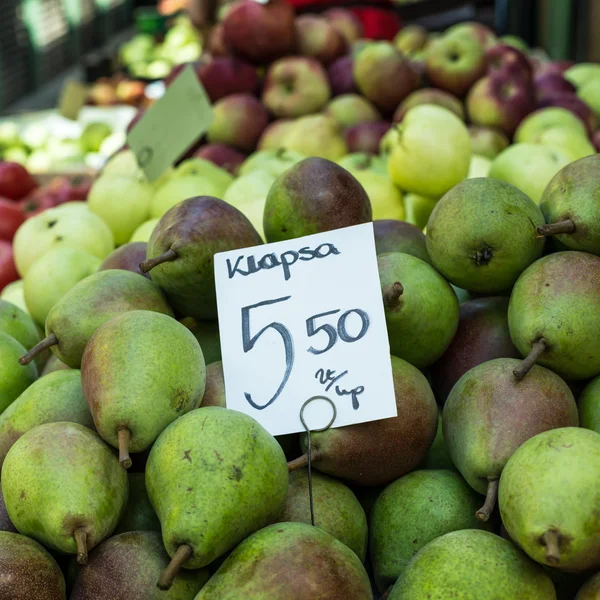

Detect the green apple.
[
  {"left": 532, "top": 127, "right": 594, "bottom": 162},
  {"left": 0, "top": 281, "right": 29, "bottom": 315},
  {"left": 282, "top": 115, "right": 348, "bottom": 161},
  {"left": 577, "top": 78, "right": 600, "bottom": 120},
  {"left": 24, "top": 248, "right": 101, "bottom": 326},
  {"left": 488, "top": 143, "right": 571, "bottom": 203},
  {"left": 26, "top": 150, "right": 52, "bottom": 173},
  {"left": 54, "top": 201, "right": 89, "bottom": 214},
  {"left": 345, "top": 167, "right": 404, "bottom": 221},
  {"left": 324, "top": 94, "right": 381, "bottom": 129},
  {"left": 224, "top": 170, "right": 276, "bottom": 241},
  {"left": 80, "top": 122, "right": 113, "bottom": 153},
  {"left": 515, "top": 107, "right": 588, "bottom": 143},
  {"left": 403, "top": 192, "right": 438, "bottom": 230},
  {"left": 20, "top": 123, "right": 49, "bottom": 150},
  {"left": 564, "top": 63, "right": 600, "bottom": 89},
  {"left": 238, "top": 149, "right": 305, "bottom": 178},
  {"left": 337, "top": 153, "right": 387, "bottom": 174},
  {"left": 382, "top": 105, "right": 471, "bottom": 197},
  {"left": 0, "top": 122, "right": 21, "bottom": 148},
  {"left": 130, "top": 218, "right": 160, "bottom": 243},
  {"left": 13, "top": 206, "right": 114, "bottom": 277},
  {"left": 3, "top": 147, "right": 29, "bottom": 165},
  {"left": 467, "top": 154, "right": 492, "bottom": 179},
  {"left": 150, "top": 158, "right": 233, "bottom": 218},
  {"left": 88, "top": 173, "right": 153, "bottom": 245}
]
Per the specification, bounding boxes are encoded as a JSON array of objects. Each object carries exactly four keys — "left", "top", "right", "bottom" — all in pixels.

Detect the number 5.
[{"left": 306, "top": 309, "right": 341, "bottom": 355}]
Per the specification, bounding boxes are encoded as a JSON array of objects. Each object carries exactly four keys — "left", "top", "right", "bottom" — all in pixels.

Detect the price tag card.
[
  {"left": 215, "top": 223, "right": 397, "bottom": 436},
  {"left": 58, "top": 80, "right": 88, "bottom": 120},
  {"left": 127, "top": 65, "right": 213, "bottom": 182}
]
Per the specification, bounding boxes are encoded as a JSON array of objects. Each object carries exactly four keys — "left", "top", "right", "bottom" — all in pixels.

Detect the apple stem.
[
  {"left": 118, "top": 427, "right": 132, "bottom": 469},
  {"left": 287, "top": 449, "right": 320, "bottom": 472},
  {"left": 513, "top": 338, "right": 548, "bottom": 381},
  {"left": 383, "top": 282, "right": 404, "bottom": 309},
  {"left": 74, "top": 528, "right": 88, "bottom": 565},
  {"left": 541, "top": 530, "right": 561, "bottom": 566},
  {"left": 476, "top": 478, "right": 499, "bottom": 522},
  {"left": 19, "top": 333, "right": 58, "bottom": 365},
  {"left": 157, "top": 544, "right": 193, "bottom": 590},
  {"left": 139, "top": 248, "right": 178, "bottom": 273},
  {"left": 536, "top": 219, "right": 576, "bottom": 238}
]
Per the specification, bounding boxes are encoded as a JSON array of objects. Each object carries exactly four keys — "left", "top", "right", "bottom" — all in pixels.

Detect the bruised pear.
[
  {"left": 443, "top": 359, "right": 578, "bottom": 521},
  {"left": 142, "top": 196, "right": 263, "bottom": 320}
]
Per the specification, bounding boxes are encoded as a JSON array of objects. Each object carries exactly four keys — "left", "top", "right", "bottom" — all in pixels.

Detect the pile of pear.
[{"left": 0, "top": 153, "right": 599, "bottom": 600}]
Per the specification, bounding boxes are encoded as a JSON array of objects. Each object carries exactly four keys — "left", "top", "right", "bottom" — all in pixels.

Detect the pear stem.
[
  {"left": 536, "top": 219, "right": 576, "bottom": 238},
  {"left": 74, "top": 528, "right": 88, "bottom": 565},
  {"left": 541, "top": 530, "right": 561, "bottom": 566},
  {"left": 139, "top": 248, "right": 178, "bottom": 274},
  {"left": 19, "top": 333, "right": 58, "bottom": 365},
  {"left": 118, "top": 428, "right": 132, "bottom": 469},
  {"left": 383, "top": 282, "right": 404, "bottom": 309},
  {"left": 476, "top": 478, "right": 499, "bottom": 522},
  {"left": 287, "top": 448, "right": 321, "bottom": 472},
  {"left": 513, "top": 338, "right": 548, "bottom": 381},
  {"left": 157, "top": 544, "right": 193, "bottom": 590}
]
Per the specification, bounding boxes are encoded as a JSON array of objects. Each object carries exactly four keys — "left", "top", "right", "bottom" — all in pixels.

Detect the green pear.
[
  {"left": 403, "top": 192, "right": 438, "bottom": 230},
  {"left": 195, "top": 522, "right": 373, "bottom": 599},
  {"left": 389, "top": 530, "right": 556, "bottom": 599},
  {"left": 1, "top": 422, "right": 128, "bottom": 563},
  {"left": 70, "top": 531, "right": 208, "bottom": 600},
  {"left": 0, "top": 280, "right": 29, "bottom": 314},
  {"left": 88, "top": 173, "right": 153, "bottom": 245},
  {"left": 418, "top": 415, "right": 455, "bottom": 470},
  {"left": 371, "top": 470, "right": 492, "bottom": 592},
  {"left": 379, "top": 252, "right": 459, "bottom": 368},
  {"left": 515, "top": 107, "right": 588, "bottom": 143},
  {"left": 150, "top": 159, "right": 233, "bottom": 218},
  {"left": 82, "top": 310, "right": 205, "bottom": 468},
  {"left": 237, "top": 149, "right": 305, "bottom": 178},
  {"left": 499, "top": 427, "right": 600, "bottom": 571},
  {"left": 277, "top": 468, "right": 367, "bottom": 561},
  {"left": 0, "top": 333, "right": 37, "bottom": 414},
  {"left": 0, "top": 299, "right": 41, "bottom": 360},
  {"left": 41, "top": 354, "right": 70, "bottom": 376},
  {"left": 24, "top": 248, "right": 101, "bottom": 326},
  {"left": 146, "top": 407, "right": 288, "bottom": 589},
  {"left": 142, "top": 197, "right": 262, "bottom": 320},
  {"left": 19, "top": 269, "right": 174, "bottom": 369},
  {"left": 576, "top": 573, "right": 600, "bottom": 600},
  {"left": 508, "top": 252, "right": 600, "bottom": 380},
  {"left": 580, "top": 376, "right": 600, "bottom": 433},
  {"left": 443, "top": 359, "right": 578, "bottom": 521},
  {"left": 130, "top": 218, "right": 160, "bottom": 243},
  {"left": 180, "top": 318, "right": 221, "bottom": 365},
  {"left": 282, "top": 114, "right": 348, "bottom": 161},
  {"left": 337, "top": 152, "right": 388, "bottom": 174},
  {"left": 426, "top": 178, "right": 545, "bottom": 293},
  {"left": 115, "top": 473, "right": 160, "bottom": 534},
  {"left": 0, "top": 370, "right": 93, "bottom": 468},
  {"left": 0, "top": 531, "right": 66, "bottom": 599}
]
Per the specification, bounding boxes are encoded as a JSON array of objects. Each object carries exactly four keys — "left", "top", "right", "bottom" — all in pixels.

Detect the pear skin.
[
  {"left": 579, "top": 376, "right": 600, "bottom": 433},
  {"left": 576, "top": 573, "right": 600, "bottom": 600},
  {"left": 0, "top": 299, "right": 41, "bottom": 363},
  {"left": 373, "top": 219, "right": 431, "bottom": 264},
  {"left": 114, "top": 473, "right": 160, "bottom": 534},
  {"left": 180, "top": 318, "right": 222, "bottom": 365},
  {"left": 0, "top": 332, "right": 38, "bottom": 414}
]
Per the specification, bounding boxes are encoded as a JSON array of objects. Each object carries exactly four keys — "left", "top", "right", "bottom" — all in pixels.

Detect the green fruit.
[
  {"left": 130, "top": 218, "right": 159, "bottom": 243},
  {"left": 278, "top": 468, "right": 367, "bottom": 561},
  {"left": 81, "top": 311, "right": 205, "bottom": 465},
  {"left": 0, "top": 280, "right": 29, "bottom": 314},
  {"left": 0, "top": 531, "right": 66, "bottom": 599},
  {"left": 0, "top": 299, "right": 41, "bottom": 360},
  {"left": 373, "top": 219, "right": 431, "bottom": 264},
  {"left": 0, "top": 370, "right": 93, "bottom": 469},
  {"left": 564, "top": 63, "right": 600, "bottom": 89},
  {"left": 180, "top": 318, "right": 221, "bottom": 365},
  {"left": 80, "top": 122, "right": 112, "bottom": 153},
  {"left": 580, "top": 376, "right": 600, "bottom": 433},
  {"left": 0, "top": 333, "right": 37, "bottom": 414},
  {"left": 426, "top": 178, "right": 545, "bottom": 293},
  {"left": 508, "top": 252, "right": 600, "bottom": 380},
  {"left": 115, "top": 473, "right": 161, "bottom": 535},
  {"left": 403, "top": 192, "right": 438, "bottom": 230},
  {"left": 418, "top": 416, "right": 455, "bottom": 470},
  {"left": 146, "top": 407, "right": 288, "bottom": 587},
  {"left": 70, "top": 531, "right": 208, "bottom": 599},
  {"left": 370, "top": 470, "right": 492, "bottom": 592},
  {"left": 499, "top": 427, "right": 600, "bottom": 571},
  {"left": 40, "top": 354, "right": 70, "bottom": 376},
  {"left": 195, "top": 522, "right": 373, "bottom": 599},
  {"left": 238, "top": 149, "right": 305, "bottom": 179},
  {"left": 1, "top": 422, "right": 128, "bottom": 562},
  {"left": 388, "top": 529, "right": 556, "bottom": 599},
  {"left": 576, "top": 572, "right": 600, "bottom": 600},
  {"left": 515, "top": 107, "right": 588, "bottom": 143},
  {"left": 379, "top": 252, "right": 459, "bottom": 368}
]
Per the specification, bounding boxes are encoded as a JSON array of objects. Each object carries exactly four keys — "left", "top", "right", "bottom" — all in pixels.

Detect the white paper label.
[{"left": 214, "top": 223, "right": 397, "bottom": 436}]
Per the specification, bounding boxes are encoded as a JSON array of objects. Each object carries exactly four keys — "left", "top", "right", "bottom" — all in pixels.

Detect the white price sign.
[{"left": 214, "top": 223, "right": 397, "bottom": 436}]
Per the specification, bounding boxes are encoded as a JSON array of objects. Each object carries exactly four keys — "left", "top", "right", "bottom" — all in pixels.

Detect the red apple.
[
  {"left": 0, "top": 162, "right": 37, "bottom": 201},
  {"left": 197, "top": 57, "right": 259, "bottom": 102},
  {"left": 222, "top": 0, "right": 296, "bottom": 65},
  {"left": 534, "top": 72, "right": 576, "bottom": 102},
  {"left": 328, "top": 55, "right": 356, "bottom": 96},
  {"left": 18, "top": 189, "right": 57, "bottom": 219},
  {"left": 532, "top": 59, "right": 574, "bottom": 77},
  {"left": 0, "top": 198, "right": 25, "bottom": 241},
  {"left": 0, "top": 240, "right": 18, "bottom": 293},
  {"left": 194, "top": 143, "right": 247, "bottom": 175},
  {"left": 539, "top": 93, "right": 597, "bottom": 135},
  {"left": 52, "top": 175, "right": 93, "bottom": 205},
  {"left": 394, "top": 89, "right": 465, "bottom": 123},
  {"left": 295, "top": 15, "right": 347, "bottom": 66},
  {"left": 486, "top": 44, "right": 532, "bottom": 82},
  {"left": 324, "top": 8, "right": 363, "bottom": 45},
  {"left": 344, "top": 121, "right": 391, "bottom": 154}
]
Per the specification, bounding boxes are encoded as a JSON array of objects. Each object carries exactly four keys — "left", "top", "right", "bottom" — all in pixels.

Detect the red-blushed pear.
[
  {"left": 354, "top": 42, "right": 420, "bottom": 114},
  {"left": 540, "top": 93, "right": 597, "bottom": 135},
  {"left": 425, "top": 35, "right": 487, "bottom": 97},
  {"left": 446, "top": 21, "right": 497, "bottom": 49},
  {"left": 325, "top": 94, "right": 381, "bottom": 129},
  {"left": 99, "top": 242, "right": 149, "bottom": 278},
  {"left": 534, "top": 72, "right": 576, "bottom": 102},
  {"left": 466, "top": 71, "right": 536, "bottom": 136},
  {"left": 345, "top": 121, "right": 391, "bottom": 154},
  {"left": 324, "top": 8, "right": 363, "bottom": 44},
  {"left": 294, "top": 15, "right": 347, "bottom": 66},
  {"left": 262, "top": 57, "right": 331, "bottom": 118},
  {"left": 206, "top": 94, "right": 268, "bottom": 153},
  {"left": 222, "top": 0, "right": 295, "bottom": 65},
  {"left": 196, "top": 57, "right": 259, "bottom": 103},
  {"left": 393, "top": 88, "right": 465, "bottom": 123},
  {"left": 327, "top": 55, "right": 357, "bottom": 96},
  {"left": 468, "top": 126, "right": 510, "bottom": 159},
  {"left": 393, "top": 24, "right": 428, "bottom": 55},
  {"left": 257, "top": 119, "right": 295, "bottom": 151},
  {"left": 486, "top": 44, "right": 532, "bottom": 82},
  {"left": 193, "top": 143, "right": 246, "bottom": 175}
]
